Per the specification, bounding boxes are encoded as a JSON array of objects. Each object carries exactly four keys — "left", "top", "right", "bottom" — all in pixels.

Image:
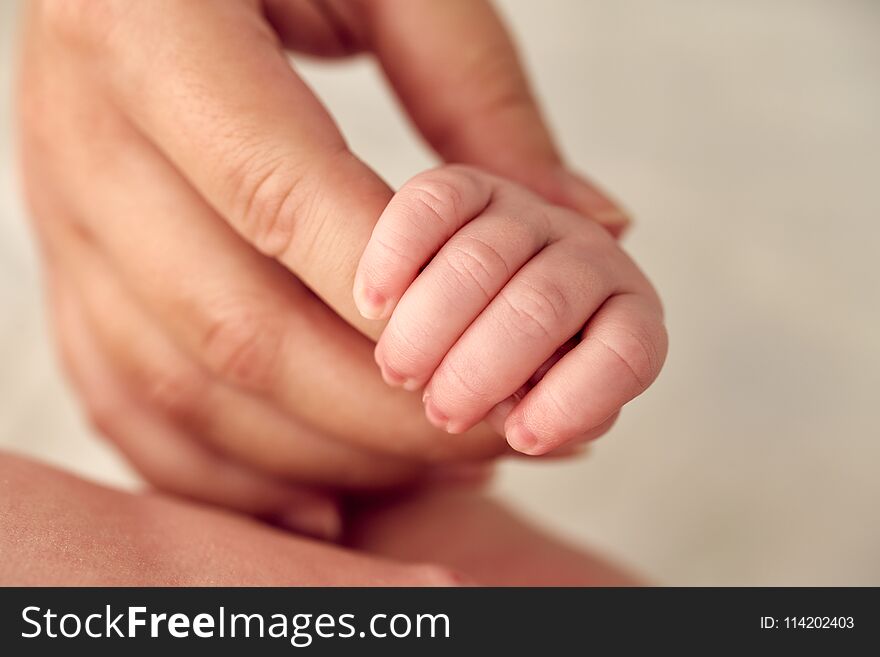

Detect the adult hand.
[
  {"left": 17, "top": 0, "right": 629, "bottom": 494},
  {"left": 348, "top": 484, "right": 639, "bottom": 586},
  {"left": 0, "top": 452, "right": 464, "bottom": 585},
  {"left": 0, "top": 452, "right": 632, "bottom": 586}
]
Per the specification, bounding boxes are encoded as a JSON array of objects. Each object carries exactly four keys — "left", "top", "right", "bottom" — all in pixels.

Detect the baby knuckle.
[
  {"left": 501, "top": 279, "right": 570, "bottom": 340},
  {"left": 200, "top": 307, "right": 285, "bottom": 392},
  {"left": 441, "top": 236, "right": 508, "bottom": 300},
  {"left": 433, "top": 358, "right": 488, "bottom": 410},
  {"left": 540, "top": 385, "right": 583, "bottom": 431},
  {"left": 401, "top": 165, "right": 482, "bottom": 226},
  {"left": 369, "top": 230, "right": 422, "bottom": 271},
  {"left": 592, "top": 324, "right": 664, "bottom": 392},
  {"left": 382, "top": 331, "right": 429, "bottom": 379},
  {"left": 402, "top": 176, "right": 465, "bottom": 232}
]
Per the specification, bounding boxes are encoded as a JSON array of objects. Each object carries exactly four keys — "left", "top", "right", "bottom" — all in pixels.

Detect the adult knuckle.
[
  {"left": 477, "top": 77, "right": 534, "bottom": 126},
  {"left": 41, "top": 0, "right": 89, "bottom": 34},
  {"left": 470, "top": 48, "right": 535, "bottom": 118},
  {"left": 143, "top": 363, "right": 207, "bottom": 422},
  {"left": 428, "top": 49, "right": 534, "bottom": 153},
  {"left": 200, "top": 305, "right": 285, "bottom": 392},
  {"left": 229, "top": 153, "right": 307, "bottom": 257},
  {"left": 82, "top": 393, "right": 122, "bottom": 440},
  {"left": 55, "top": 358, "right": 122, "bottom": 441},
  {"left": 228, "top": 143, "right": 339, "bottom": 259},
  {"left": 50, "top": 331, "right": 122, "bottom": 440},
  {"left": 41, "top": 0, "right": 119, "bottom": 49}
]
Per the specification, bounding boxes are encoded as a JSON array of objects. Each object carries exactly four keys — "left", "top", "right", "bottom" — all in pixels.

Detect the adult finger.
[
  {"left": 61, "top": 0, "right": 391, "bottom": 333},
  {"left": 0, "top": 451, "right": 472, "bottom": 586},
  {"left": 43, "top": 219, "right": 426, "bottom": 490},
  {"left": 362, "top": 0, "right": 630, "bottom": 234},
  {"left": 44, "top": 93, "right": 503, "bottom": 463},
  {"left": 47, "top": 272, "right": 342, "bottom": 539}
]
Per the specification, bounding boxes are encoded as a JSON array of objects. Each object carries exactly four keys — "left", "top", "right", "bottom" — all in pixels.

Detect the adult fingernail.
[
  {"left": 560, "top": 170, "right": 632, "bottom": 237},
  {"left": 591, "top": 208, "right": 632, "bottom": 238},
  {"left": 541, "top": 443, "right": 591, "bottom": 458},
  {"left": 506, "top": 423, "right": 540, "bottom": 455}
]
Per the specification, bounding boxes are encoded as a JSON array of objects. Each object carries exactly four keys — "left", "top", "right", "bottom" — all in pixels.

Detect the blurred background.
[{"left": 1, "top": 0, "right": 878, "bottom": 584}]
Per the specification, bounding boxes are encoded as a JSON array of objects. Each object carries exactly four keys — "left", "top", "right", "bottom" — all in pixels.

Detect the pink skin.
[{"left": 354, "top": 165, "right": 668, "bottom": 455}]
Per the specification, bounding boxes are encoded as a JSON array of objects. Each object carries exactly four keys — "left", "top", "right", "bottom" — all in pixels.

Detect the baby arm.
[{"left": 355, "top": 166, "right": 667, "bottom": 455}]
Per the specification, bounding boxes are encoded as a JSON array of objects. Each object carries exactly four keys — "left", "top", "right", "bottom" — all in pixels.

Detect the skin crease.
[
  {"left": 16, "top": 0, "right": 634, "bottom": 489},
  {"left": 12, "top": 0, "right": 650, "bottom": 583}
]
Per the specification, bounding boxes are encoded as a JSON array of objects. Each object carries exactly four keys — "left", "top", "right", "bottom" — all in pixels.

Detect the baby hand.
[{"left": 354, "top": 166, "right": 667, "bottom": 455}]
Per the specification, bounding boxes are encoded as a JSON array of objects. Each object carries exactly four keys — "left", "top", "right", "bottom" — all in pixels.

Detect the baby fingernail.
[
  {"left": 355, "top": 285, "right": 389, "bottom": 320},
  {"left": 401, "top": 378, "right": 422, "bottom": 392},
  {"left": 506, "top": 424, "right": 540, "bottom": 455},
  {"left": 423, "top": 395, "right": 449, "bottom": 428},
  {"left": 381, "top": 363, "right": 406, "bottom": 386}
]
